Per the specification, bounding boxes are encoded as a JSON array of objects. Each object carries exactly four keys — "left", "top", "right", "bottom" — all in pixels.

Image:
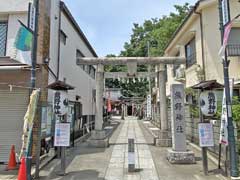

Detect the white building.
[{"left": 0, "top": 0, "right": 97, "bottom": 162}]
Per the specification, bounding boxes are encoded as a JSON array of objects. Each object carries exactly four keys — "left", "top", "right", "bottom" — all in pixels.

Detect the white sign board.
[
  {"left": 53, "top": 91, "right": 68, "bottom": 116},
  {"left": 147, "top": 94, "right": 152, "bottom": 118},
  {"left": 199, "top": 91, "right": 217, "bottom": 117},
  {"left": 219, "top": 79, "right": 234, "bottom": 145},
  {"left": 54, "top": 123, "right": 70, "bottom": 147},
  {"left": 171, "top": 84, "right": 187, "bottom": 152},
  {"left": 199, "top": 123, "right": 214, "bottom": 147},
  {"left": 128, "top": 152, "right": 135, "bottom": 165}
]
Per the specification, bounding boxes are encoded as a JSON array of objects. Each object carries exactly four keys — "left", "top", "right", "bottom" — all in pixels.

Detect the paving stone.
[{"left": 104, "top": 117, "right": 159, "bottom": 180}]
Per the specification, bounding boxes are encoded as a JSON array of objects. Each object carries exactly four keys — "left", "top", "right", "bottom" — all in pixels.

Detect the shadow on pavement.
[
  {"left": 195, "top": 156, "right": 202, "bottom": 161},
  {"left": 38, "top": 119, "right": 123, "bottom": 180},
  {"left": 208, "top": 168, "right": 227, "bottom": 176},
  {"left": 0, "top": 165, "right": 18, "bottom": 175},
  {"left": 40, "top": 169, "right": 105, "bottom": 180}
]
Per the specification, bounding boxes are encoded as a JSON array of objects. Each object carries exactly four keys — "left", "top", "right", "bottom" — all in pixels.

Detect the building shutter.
[{"left": 0, "top": 88, "right": 29, "bottom": 163}]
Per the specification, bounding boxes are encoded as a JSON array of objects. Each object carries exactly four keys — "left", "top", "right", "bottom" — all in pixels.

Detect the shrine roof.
[
  {"left": 191, "top": 80, "right": 224, "bottom": 90},
  {"left": 47, "top": 80, "right": 75, "bottom": 90}
]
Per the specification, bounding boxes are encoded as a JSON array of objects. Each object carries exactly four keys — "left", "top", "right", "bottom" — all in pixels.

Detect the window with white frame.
[
  {"left": 227, "top": 28, "right": 240, "bottom": 56},
  {"left": 0, "top": 22, "right": 7, "bottom": 56}
]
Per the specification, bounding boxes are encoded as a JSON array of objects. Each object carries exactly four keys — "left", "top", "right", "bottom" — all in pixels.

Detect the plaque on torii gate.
[{"left": 77, "top": 56, "right": 185, "bottom": 148}]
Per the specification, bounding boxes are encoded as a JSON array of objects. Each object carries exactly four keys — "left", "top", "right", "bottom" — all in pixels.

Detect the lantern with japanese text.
[{"left": 199, "top": 91, "right": 217, "bottom": 117}]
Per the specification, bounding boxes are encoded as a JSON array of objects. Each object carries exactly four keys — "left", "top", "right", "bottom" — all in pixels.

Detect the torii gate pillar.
[
  {"left": 88, "top": 64, "right": 109, "bottom": 147},
  {"left": 95, "top": 64, "right": 104, "bottom": 130},
  {"left": 155, "top": 64, "right": 172, "bottom": 147}
]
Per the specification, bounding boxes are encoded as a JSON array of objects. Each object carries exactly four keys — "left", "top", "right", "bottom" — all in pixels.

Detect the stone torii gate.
[{"left": 77, "top": 57, "right": 185, "bottom": 147}]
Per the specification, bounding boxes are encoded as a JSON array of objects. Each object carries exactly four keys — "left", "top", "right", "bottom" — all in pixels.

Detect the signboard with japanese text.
[
  {"left": 219, "top": 79, "right": 234, "bottom": 145},
  {"left": 147, "top": 94, "right": 152, "bottom": 118},
  {"left": 170, "top": 84, "right": 187, "bottom": 151},
  {"left": 54, "top": 123, "right": 70, "bottom": 147},
  {"left": 199, "top": 123, "right": 214, "bottom": 147},
  {"left": 53, "top": 91, "right": 68, "bottom": 116},
  {"left": 222, "top": 0, "right": 230, "bottom": 26},
  {"left": 28, "top": 2, "right": 36, "bottom": 32},
  {"left": 199, "top": 91, "right": 217, "bottom": 117}
]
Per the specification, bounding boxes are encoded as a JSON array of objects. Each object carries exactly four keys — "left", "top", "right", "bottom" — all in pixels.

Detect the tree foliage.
[{"left": 105, "top": 3, "right": 191, "bottom": 97}]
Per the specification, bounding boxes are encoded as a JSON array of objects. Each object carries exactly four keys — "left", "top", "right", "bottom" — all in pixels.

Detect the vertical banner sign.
[
  {"left": 199, "top": 123, "right": 214, "bottom": 147},
  {"left": 218, "top": 21, "right": 232, "bottom": 57},
  {"left": 147, "top": 94, "right": 152, "bottom": 118},
  {"left": 222, "top": 0, "right": 230, "bottom": 26},
  {"left": 170, "top": 84, "right": 187, "bottom": 152},
  {"left": 28, "top": 2, "right": 36, "bottom": 32},
  {"left": 199, "top": 91, "right": 217, "bottom": 117},
  {"left": 220, "top": 79, "right": 234, "bottom": 145}
]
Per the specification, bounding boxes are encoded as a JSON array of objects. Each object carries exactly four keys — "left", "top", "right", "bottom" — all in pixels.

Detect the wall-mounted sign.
[
  {"left": 53, "top": 91, "right": 68, "bottom": 116},
  {"left": 199, "top": 91, "right": 217, "bottom": 117},
  {"left": 199, "top": 123, "right": 214, "bottom": 147},
  {"left": 54, "top": 123, "right": 70, "bottom": 147}
]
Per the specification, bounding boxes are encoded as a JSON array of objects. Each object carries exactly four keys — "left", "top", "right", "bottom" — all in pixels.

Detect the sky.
[{"left": 63, "top": 0, "right": 197, "bottom": 57}]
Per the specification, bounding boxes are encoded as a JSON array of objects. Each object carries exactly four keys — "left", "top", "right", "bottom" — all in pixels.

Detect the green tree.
[{"left": 105, "top": 3, "right": 191, "bottom": 97}]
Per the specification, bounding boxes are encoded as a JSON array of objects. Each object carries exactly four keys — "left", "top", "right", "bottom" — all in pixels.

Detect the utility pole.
[
  {"left": 26, "top": 0, "right": 39, "bottom": 179},
  {"left": 218, "top": 0, "right": 239, "bottom": 177}
]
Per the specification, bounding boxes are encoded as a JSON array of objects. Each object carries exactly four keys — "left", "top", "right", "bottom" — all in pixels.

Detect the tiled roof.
[{"left": 191, "top": 80, "right": 224, "bottom": 90}]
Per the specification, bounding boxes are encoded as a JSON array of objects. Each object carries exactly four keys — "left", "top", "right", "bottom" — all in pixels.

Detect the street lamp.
[{"left": 218, "top": 0, "right": 239, "bottom": 177}]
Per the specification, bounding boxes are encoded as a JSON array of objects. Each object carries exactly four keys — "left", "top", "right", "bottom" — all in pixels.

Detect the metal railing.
[{"left": 227, "top": 44, "right": 240, "bottom": 57}]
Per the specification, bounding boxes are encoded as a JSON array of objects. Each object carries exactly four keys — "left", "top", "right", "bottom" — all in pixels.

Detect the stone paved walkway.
[
  {"left": 0, "top": 116, "right": 230, "bottom": 180},
  {"left": 104, "top": 117, "right": 159, "bottom": 180}
]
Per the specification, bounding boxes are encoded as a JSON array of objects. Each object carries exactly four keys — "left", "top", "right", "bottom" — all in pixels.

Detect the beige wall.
[
  {"left": 0, "top": 0, "right": 29, "bottom": 13},
  {"left": 165, "top": 1, "right": 240, "bottom": 96}
]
